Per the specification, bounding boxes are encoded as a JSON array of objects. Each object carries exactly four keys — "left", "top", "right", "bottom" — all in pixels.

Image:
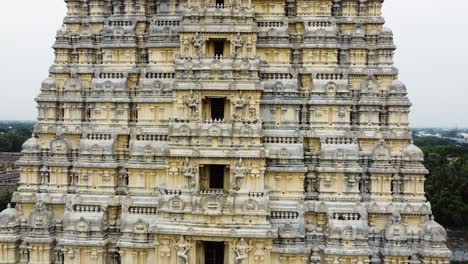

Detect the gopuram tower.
[{"left": 0, "top": 1, "right": 451, "bottom": 264}]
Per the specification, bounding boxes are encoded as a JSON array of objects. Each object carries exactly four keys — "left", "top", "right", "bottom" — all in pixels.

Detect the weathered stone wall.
[{"left": 0, "top": 1, "right": 451, "bottom": 264}]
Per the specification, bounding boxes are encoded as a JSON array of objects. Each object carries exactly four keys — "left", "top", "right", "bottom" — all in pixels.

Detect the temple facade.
[{"left": 0, "top": 0, "right": 451, "bottom": 264}]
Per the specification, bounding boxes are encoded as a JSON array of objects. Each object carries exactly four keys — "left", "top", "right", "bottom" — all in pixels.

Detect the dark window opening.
[
  {"left": 124, "top": 175, "right": 129, "bottom": 187},
  {"left": 214, "top": 41, "right": 224, "bottom": 57},
  {"left": 204, "top": 242, "right": 225, "bottom": 264},
  {"left": 209, "top": 165, "right": 225, "bottom": 189},
  {"left": 216, "top": 0, "right": 225, "bottom": 7},
  {"left": 211, "top": 98, "right": 225, "bottom": 120},
  {"left": 86, "top": 109, "right": 91, "bottom": 122}
]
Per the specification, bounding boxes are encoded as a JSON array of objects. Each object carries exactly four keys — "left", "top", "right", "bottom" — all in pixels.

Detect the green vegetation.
[
  {"left": 0, "top": 121, "right": 33, "bottom": 211},
  {"left": 414, "top": 136, "right": 468, "bottom": 228},
  {"left": 0, "top": 121, "right": 34, "bottom": 152},
  {"left": 0, "top": 191, "right": 14, "bottom": 211}
]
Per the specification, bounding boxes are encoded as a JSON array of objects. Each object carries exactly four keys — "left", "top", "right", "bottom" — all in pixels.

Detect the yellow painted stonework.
[{"left": 0, "top": 0, "right": 451, "bottom": 264}]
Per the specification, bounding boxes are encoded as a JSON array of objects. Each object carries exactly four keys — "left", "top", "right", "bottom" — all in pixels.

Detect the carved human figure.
[
  {"left": 338, "top": 107, "right": 346, "bottom": 121},
  {"left": 305, "top": 178, "right": 314, "bottom": 193},
  {"left": 36, "top": 199, "right": 45, "bottom": 211},
  {"left": 233, "top": 158, "right": 245, "bottom": 189},
  {"left": 192, "top": 33, "right": 205, "bottom": 58},
  {"left": 54, "top": 246, "right": 64, "bottom": 264},
  {"left": 19, "top": 241, "right": 30, "bottom": 263},
  {"left": 191, "top": 190, "right": 200, "bottom": 211},
  {"left": 176, "top": 236, "right": 192, "bottom": 264},
  {"left": 234, "top": 238, "right": 251, "bottom": 264},
  {"left": 248, "top": 97, "right": 257, "bottom": 120},
  {"left": 122, "top": 194, "right": 133, "bottom": 214},
  {"left": 233, "top": 94, "right": 245, "bottom": 120},
  {"left": 65, "top": 196, "right": 74, "bottom": 213},
  {"left": 233, "top": 94, "right": 245, "bottom": 109},
  {"left": 183, "top": 158, "right": 195, "bottom": 179},
  {"left": 183, "top": 38, "right": 190, "bottom": 55},
  {"left": 231, "top": 32, "right": 244, "bottom": 58},
  {"left": 183, "top": 158, "right": 196, "bottom": 188},
  {"left": 119, "top": 168, "right": 129, "bottom": 187},
  {"left": 390, "top": 211, "right": 401, "bottom": 224},
  {"left": 40, "top": 165, "right": 50, "bottom": 185},
  {"left": 234, "top": 158, "right": 245, "bottom": 179},
  {"left": 185, "top": 91, "right": 199, "bottom": 119},
  {"left": 103, "top": 50, "right": 113, "bottom": 63}
]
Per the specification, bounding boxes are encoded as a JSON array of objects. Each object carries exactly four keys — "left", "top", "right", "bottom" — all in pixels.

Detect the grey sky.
[{"left": 0, "top": 0, "right": 466, "bottom": 128}]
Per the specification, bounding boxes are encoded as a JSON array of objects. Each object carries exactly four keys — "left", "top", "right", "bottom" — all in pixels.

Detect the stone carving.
[
  {"left": 0, "top": 1, "right": 451, "bottom": 264},
  {"left": 119, "top": 168, "right": 129, "bottom": 188},
  {"left": 199, "top": 193, "right": 224, "bottom": 214},
  {"left": 28, "top": 200, "right": 53, "bottom": 229},
  {"left": 248, "top": 97, "right": 257, "bottom": 121},
  {"left": 233, "top": 94, "right": 246, "bottom": 120},
  {"left": 40, "top": 165, "right": 50, "bottom": 185},
  {"left": 231, "top": 33, "right": 244, "bottom": 58},
  {"left": 183, "top": 38, "right": 191, "bottom": 55},
  {"left": 183, "top": 158, "right": 196, "bottom": 188},
  {"left": 176, "top": 236, "right": 192, "bottom": 264},
  {"left": 192, "top": 33, "right": 205, "bottom": 58},
  {"left": 169, "top": 196, "right": 185, "bottom": 212},
  {"left": 122, "top": 195, "right": 133, "bottom": 214},
  {"left": 234, "top": 238, "right": 252, "bottom": 264},
  {"left": 191, "top": 190, "right": 201, "bottom": 211},
  {"left": 233, "top": 158, "right": 246, "bottom": 190},
  {"left": 185, "top": 91, "right": 199, "bottom": 119}
]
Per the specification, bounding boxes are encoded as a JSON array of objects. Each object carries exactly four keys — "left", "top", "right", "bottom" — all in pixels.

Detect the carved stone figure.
[
  {"left": 234, "top": 238, "right": 251, "bottom": 264},
  {"left": 231, "top": 32, "right": 244, "bottom": 58},
  {"left": 248, "top": 97, "right": 257, "bottom": 121},
  {"left": 0, "top": 1, "right": 451, "bottom": 264},
  {"left": 183, "top": 38, "right": 191, "bottom": 55},
  {"left": 183, "top": 158, "right": 196, "bottom": 188},
  {"left": 185, "top": 91, "right": 199, "bottom": 119},
  {"left": 233, "top": 94, "right": 245, "bottom": 119},
  {"left": 233, "top": 158, "right": 245, "bottom": 190},
  {"left": 192, "top": 33, "right": 205, "bottom": 58},
  {"left": 176, "top": 236, "right": 192, "bottom": 264}
]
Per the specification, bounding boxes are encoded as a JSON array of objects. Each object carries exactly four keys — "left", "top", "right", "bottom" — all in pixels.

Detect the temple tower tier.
[{"left": 0, "top": 0, "right": 451, "bottom": 264}]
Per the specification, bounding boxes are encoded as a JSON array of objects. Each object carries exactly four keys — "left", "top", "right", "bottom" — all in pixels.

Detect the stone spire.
[{"left": 0, "top": 0, "right": 451, "bottom": 263}]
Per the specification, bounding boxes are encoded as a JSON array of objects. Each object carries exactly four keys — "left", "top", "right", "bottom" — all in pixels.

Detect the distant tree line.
[
  {"left": 0, "top": 121, "right": 34, "bottom": 152},
  {"left": 414, "top": 136, "right": 468, "bottom": 228},
  {"left": 0, "top": 191, "right": 14, "bottom": 211}
]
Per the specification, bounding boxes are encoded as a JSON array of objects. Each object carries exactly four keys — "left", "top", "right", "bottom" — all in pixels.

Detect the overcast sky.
[{"left": 0, "top": 0, "right": 466, "bottom": 128}]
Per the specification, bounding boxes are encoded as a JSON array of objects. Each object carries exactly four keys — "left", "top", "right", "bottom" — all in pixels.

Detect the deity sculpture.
[
  {"left": 183, "top": 158, "right": 196, "bottom": 188},
  {"left": 234, "top": 238, "right": 251, "bottom": 264},
  {"left": 248, "top": 97, "right": 257, "bottom": 121},
  {"left": 233, "top": 94, "right": 245, "bottom": 120},
  {"left": 183, "top": 38, "right": 190, "bottom": 55},
  {"left": 232, "top": 32, "right": 244, "bottom": 58},
  {"left": 119, "top": 168, "right": 129, "bottom": 188},
  {"left": 192, "top": 33, "right": 205, "bottom": 58},
  {"left": 176, "top": 236, "right": 192, "bottom": 264},
  {"left": 191, "top": 190, "right": 200, "bottom": 211},
  {"left": 185, "top": 91, "right": 199, "bottom": 119},
  {"left": 233, "top": 158, "right": 246, "bottom": 190}
]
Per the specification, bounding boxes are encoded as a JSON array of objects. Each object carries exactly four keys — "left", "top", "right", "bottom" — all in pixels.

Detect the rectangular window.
[
  {"left": 214, "top": 41, "right": 224, "bottom": 57},
  {"left": 210, "top": 98, "right": 225, "bottom": 120},
  {"left": 209, "top": 165, "right": 225, "bottom": 189},
  {"left": 215, "top": 0, "right": 225, "bottom": 7},
  {"left": 204, "top": 242, "right": 225, "bottom": 264}
]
